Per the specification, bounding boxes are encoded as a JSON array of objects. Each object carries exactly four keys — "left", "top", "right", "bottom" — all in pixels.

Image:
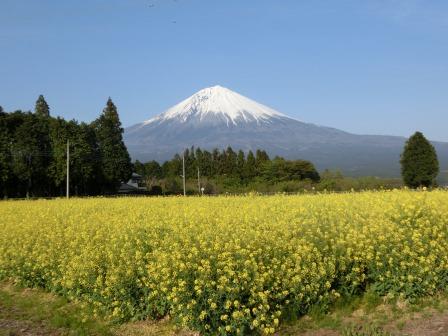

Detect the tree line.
[
  {"left": 0, "top": 96, "right": 132, "bottom": 198},
  {"left": 0, "top": 94, "right": 441, "bottom": 198},
  {"left": 134, "top": 131, "right": 442, "bottom": 194},
  {"left": 134, "top": 147, "right": 320, "bottom": 194}
]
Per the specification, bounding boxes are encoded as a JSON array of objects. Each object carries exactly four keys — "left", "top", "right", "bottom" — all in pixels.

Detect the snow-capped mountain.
[
  {"left": 142, "top": 85, "right": 288, "bottom": 126},
  {"left": 124, "top": 86, "right": 448, "bottom": 178}
]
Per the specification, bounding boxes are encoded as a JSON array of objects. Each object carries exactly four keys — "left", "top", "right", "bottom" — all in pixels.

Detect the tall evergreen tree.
[
  {"left": 223, "top": 146, "right": 237, "bottom": 176},
  {"left": 11, "top": 113, "right": 51, "bottom": 197},
  {"left": 0, "top": 111, "right": 12, "bottom": 197},
  {"left": 400, "top": 131, "right": 439, "bottom": 188},
  {"left": 71, "top": 122, "right": 100, "bottom": 195},
  {"left": 211, "top": 148, "right": 221, "bottom": 176},
  {"left": 236, "top": 150, "right": 246, "bottom": 177},
  {"left": 201, "top": 149, "right": 213, "bottom": 177},
  {"left": 35, "top": 95, "right": 50, "bottom": 117},
  {"left": 244, "top": 150, "right": 257, "bottom": 179},
  {"left": 93, "top": 98, "right": 132, "bottom": 192},
  {"left": 48, "top": 117, "right": 70, "bottom": 193},
  {"left": 255, "top": 149, "right": 270, "bottom": 174}
]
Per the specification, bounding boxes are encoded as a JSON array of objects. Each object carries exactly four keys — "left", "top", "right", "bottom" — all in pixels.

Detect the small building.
[{"left": 118, "top": 173, "right": 147, "bottom": 194}]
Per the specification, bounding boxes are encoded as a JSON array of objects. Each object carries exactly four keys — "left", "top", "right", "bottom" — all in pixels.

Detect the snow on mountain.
[{"left": 142, "top": 85, "right": 289, "bottom": 126}]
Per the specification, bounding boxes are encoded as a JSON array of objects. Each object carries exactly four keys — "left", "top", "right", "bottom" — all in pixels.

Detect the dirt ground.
[
  {"left": 0, "top": 318, "right": 61, "bottom": 336},
  {"left": 395, "top": 312, "right": 448, "bottom": 336}
]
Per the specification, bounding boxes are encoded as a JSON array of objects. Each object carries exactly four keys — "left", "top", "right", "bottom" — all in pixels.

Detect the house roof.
[{"left": 118, "top": 183, "right": 139, "bottom": 193}]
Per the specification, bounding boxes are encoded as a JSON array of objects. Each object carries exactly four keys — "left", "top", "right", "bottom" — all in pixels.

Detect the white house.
[{"left": 118, "top": 173, "right": 147, "bottom": 194}]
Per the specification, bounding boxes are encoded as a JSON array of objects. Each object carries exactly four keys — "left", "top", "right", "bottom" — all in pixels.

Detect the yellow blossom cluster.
[{"left": 1, "top": 190, "right": 447, "bottom": 335}]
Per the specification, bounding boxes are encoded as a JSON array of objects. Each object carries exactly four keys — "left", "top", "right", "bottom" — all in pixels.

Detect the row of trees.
[
  {"left": 0, "top": 96, "right": 132, "bottom": 198},
  {"left": 135, "top": 147, "right": 319, "bottom": 182},
  {"left": 133, "top": 131, "right": 442, "bottom": 194},
  {"left": 133, "top": 147, "right": 321, "bottom": 194},
  {"left": 0, "top": 93, "right": 441, "bottom": 198}
]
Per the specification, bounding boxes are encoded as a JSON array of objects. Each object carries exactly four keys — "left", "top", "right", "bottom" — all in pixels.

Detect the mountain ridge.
[{"left": 124, "top": 86, "right": 448, "bottom": 180}]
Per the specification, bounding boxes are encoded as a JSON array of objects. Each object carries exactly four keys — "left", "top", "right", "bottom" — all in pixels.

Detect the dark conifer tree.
[
  {"left": 224, "top": 146, "right": 237, "bottom": 175},
  {"left": 245, "top": 150, "right": 256, "bottom": 179},
  {"left": 255, "top": 149, "right": 270, "bottom": 174},
  {"left": 236, "top": 150, "right": 245, "bottom": 177},
  {"left": 48, "top": 117, "right": 70, "bottom": 194},
  {"left": 35, "top": 95, "right": 50, "bottom": 117},
  {"left": 400, "top": 132, "right": 439, "bottom": 188},
  {"left": 70, "top": 122, "right": 100, "bottom": 195},
  {"left": 0, "top": 110, "right": 12, "bottom": 197},
  {"left": 211, "top": 148, "right": 221, "bottom": 176},
  {"left": 164, "top": 154, "right": 182, "bottom": 177},
  {"left": 201, "top": 149, "right": 213, "bottom": 177},
  {"left": 11, "top": 113, "right": 51, "bottom": 197},
  {"left": 93, "top": 98, "right": 132, "bottom": 192}
]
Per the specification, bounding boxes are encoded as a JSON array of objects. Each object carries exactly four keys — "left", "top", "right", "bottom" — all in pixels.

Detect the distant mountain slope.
[{"left": 124, "top": 86, "right": 448, "bottom": 180}]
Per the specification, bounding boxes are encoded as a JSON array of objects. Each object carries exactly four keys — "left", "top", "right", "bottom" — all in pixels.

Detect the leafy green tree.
[
  {"left": 400, "top": 131, "right": 439, "bottom": 188},
  {"left": 262, "top": 158, "right": 320, "bottom": 183},
  {"left": 145, "top": 160, "right": 162, "bottom": 178},
  {"left": 68, "top": 122, "right": 100, "bottom": 195},
  {"left": 135, "top": 160, "right": 163, "bottom": 190},
  {"left": 93, "top": 98, "right": 132, "bottom": 192},
  {"left": 134, "top": 160, "right": 145, "bottom": 176},
  {"left": 163, "top": 177, "right": 182, "bottom": 194},
  {"left": 288, "top": 160, "right": 320, "bottom": 182},
  {"left": 162, "top": 154, "right": 182, "bottom": 177},
  {"left": 35, "top": 95, "right": 50, "bottom": 117}
]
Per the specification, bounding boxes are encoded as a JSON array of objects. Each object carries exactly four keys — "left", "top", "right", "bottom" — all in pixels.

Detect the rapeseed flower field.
[{"left": 1, "top": 190, "right": 448, "bottom": 335}]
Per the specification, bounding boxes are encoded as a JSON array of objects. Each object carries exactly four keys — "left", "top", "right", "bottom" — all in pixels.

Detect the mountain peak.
[{"left": 143, "top": 85, "right": 288, "bottom": 126}]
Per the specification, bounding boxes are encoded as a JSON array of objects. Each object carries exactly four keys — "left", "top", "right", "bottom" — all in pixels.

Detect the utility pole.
[
  {"left": 197, "top": 167, "right": 201, "bottom": 195},
  {"left": 182, "top": 152, "right": 186, "bottom": 196},
  {"left": 66, "top": 140, "right": 70, "bottom": 199}
]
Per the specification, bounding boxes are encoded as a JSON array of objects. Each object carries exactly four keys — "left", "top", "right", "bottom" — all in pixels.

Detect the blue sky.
[{"left": 1, "top": 0, "right": 447, "bottom": 141}]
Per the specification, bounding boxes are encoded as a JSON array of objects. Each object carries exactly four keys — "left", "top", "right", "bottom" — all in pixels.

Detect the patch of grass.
[
  {"left": 0, "top": 281, "right": 111, "bottom": 335},
  {"left": 276, "top": 289, "right": 448, "bottom": 335},
  {"left": 396, "top": 320, "right": 405, "bottom": 330},
  {"left": 0, "top": 280, "right": 194, "bottom": 336},
  {"left": 342, "top": 324, "right": 391, "bottom": 336}
]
